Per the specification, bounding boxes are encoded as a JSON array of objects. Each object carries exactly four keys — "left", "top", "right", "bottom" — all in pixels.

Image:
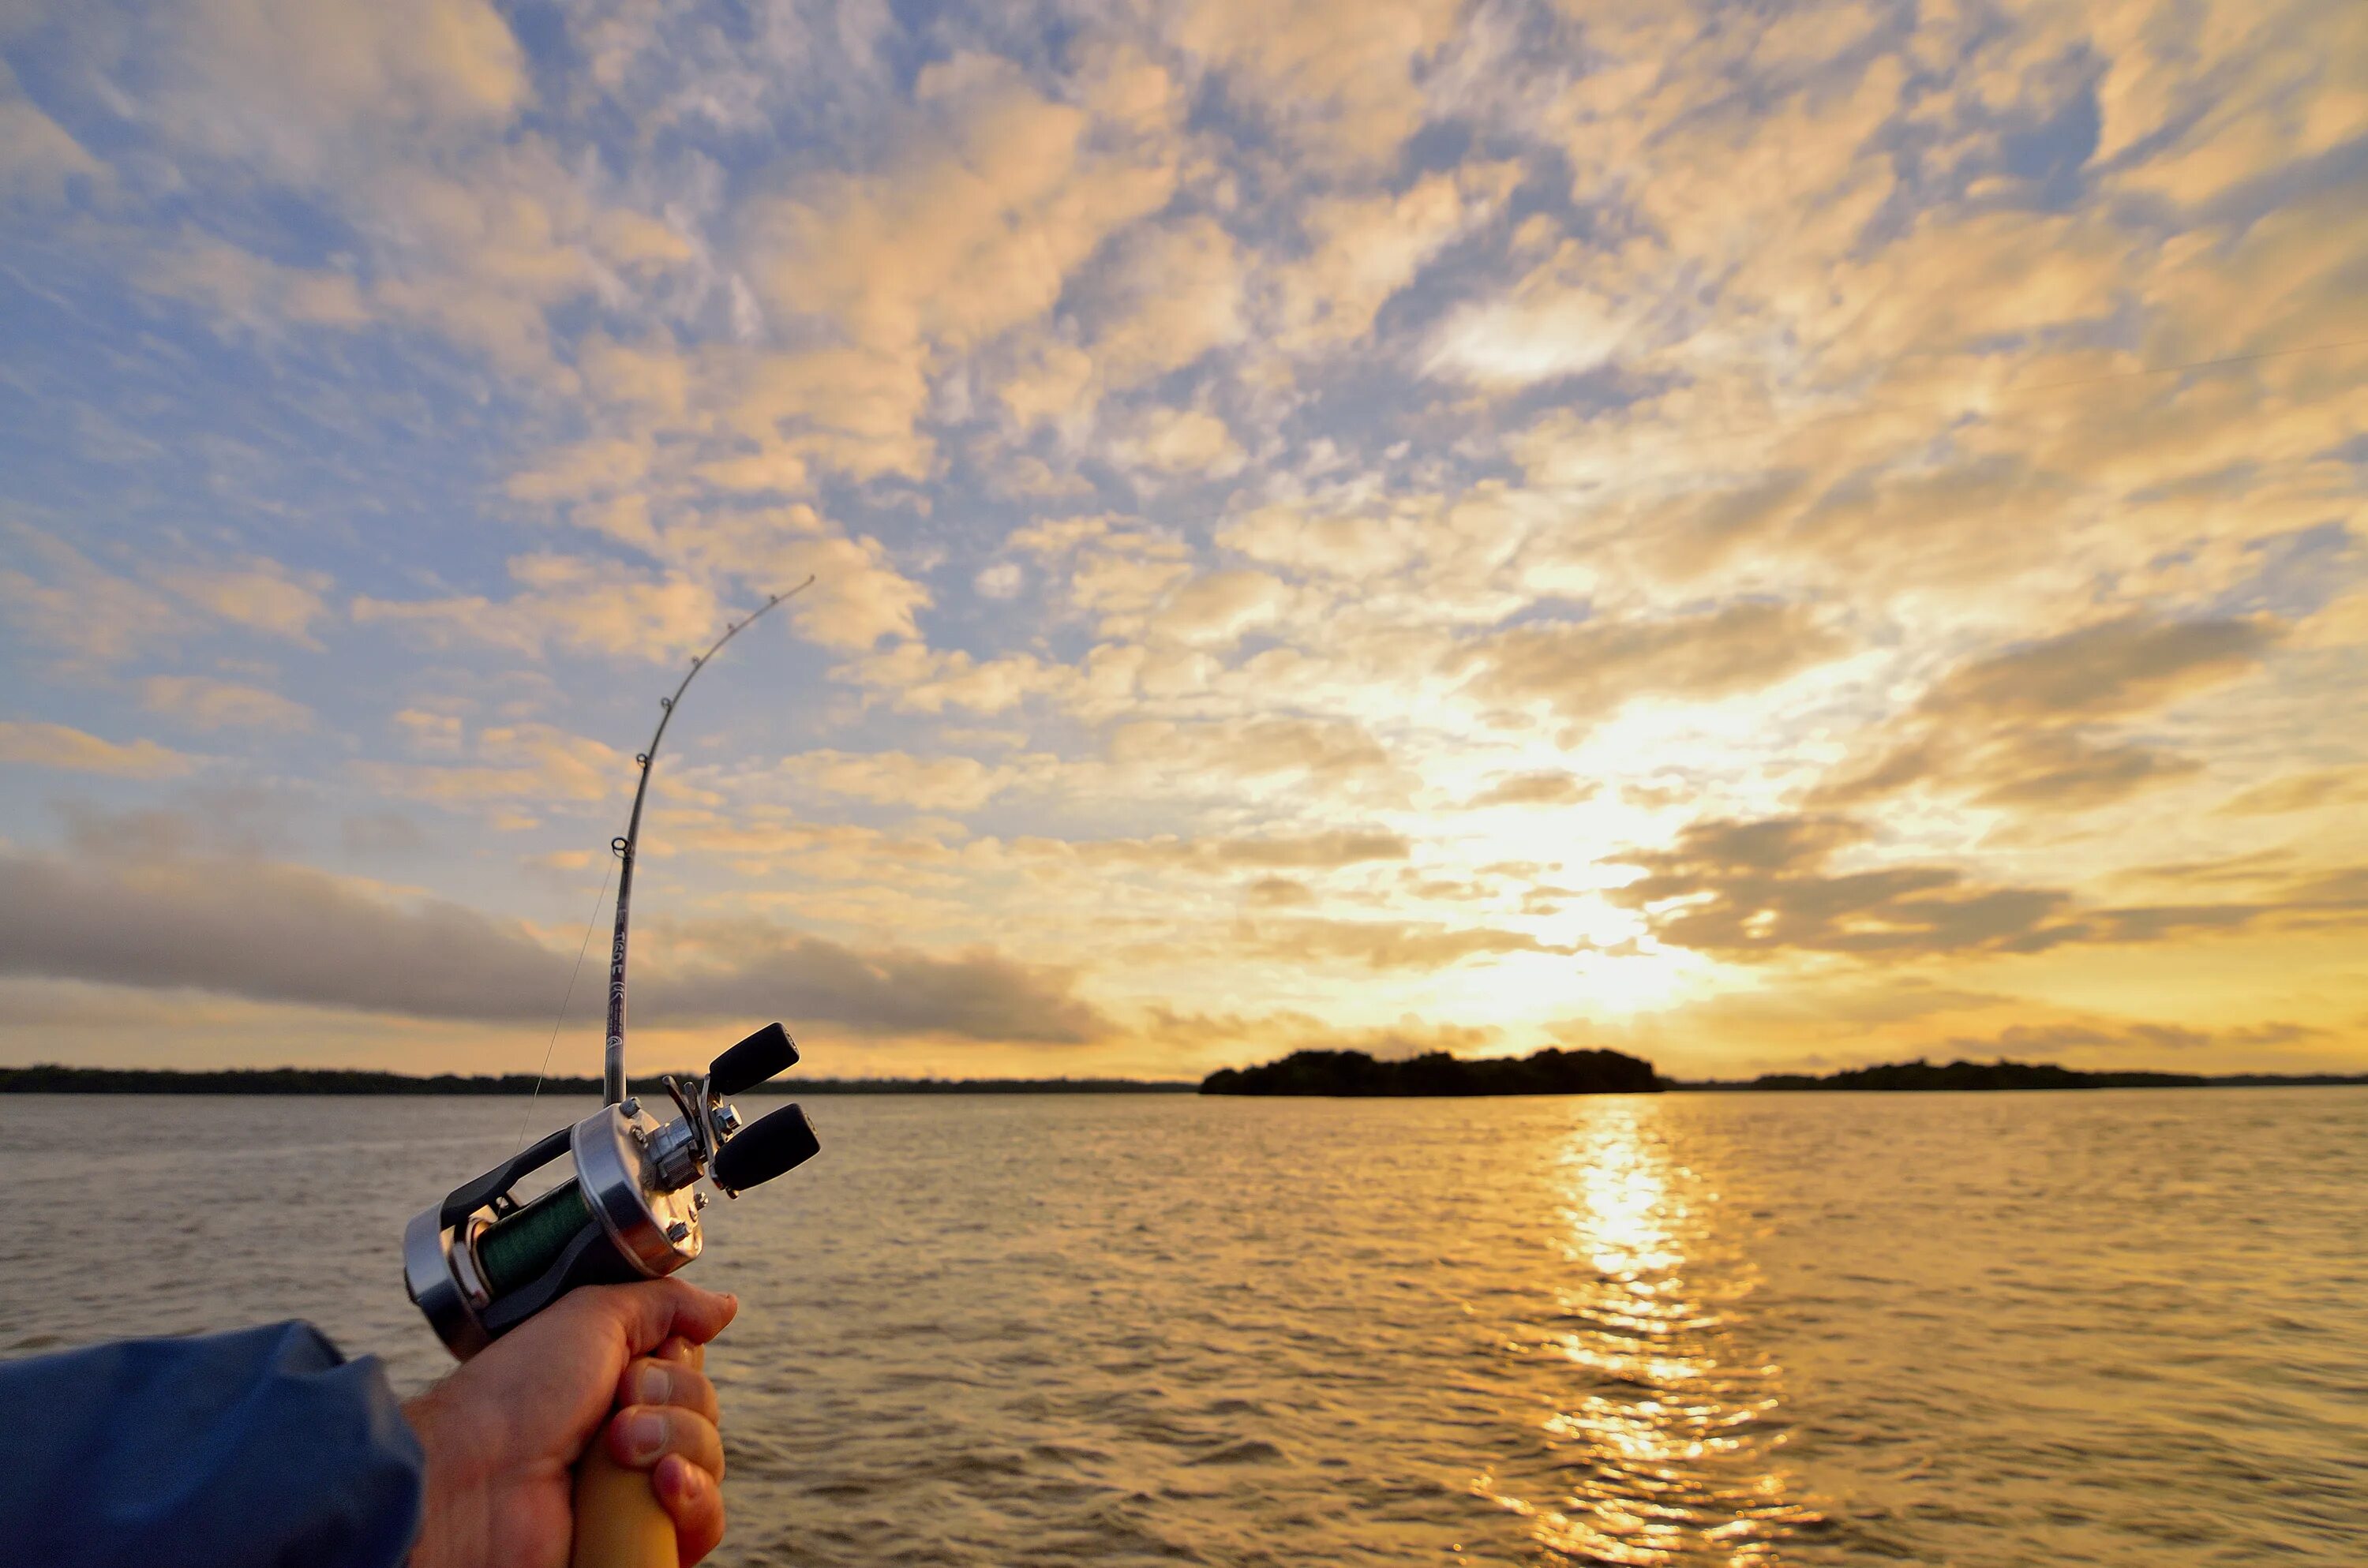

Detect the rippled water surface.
[{"left": 2, "top": 1088, "right": 2362, "bottom": 1565}]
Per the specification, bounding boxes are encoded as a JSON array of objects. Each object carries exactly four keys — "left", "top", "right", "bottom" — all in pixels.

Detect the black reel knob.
[
  {"left": 713, "top": 1103, "right": 821, "bottom": 1193},
  {"left": 710, "top": 1021, "right": 799, "bottom": 1097}
]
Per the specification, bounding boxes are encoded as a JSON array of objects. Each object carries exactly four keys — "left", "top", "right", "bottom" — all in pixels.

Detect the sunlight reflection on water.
[{"left": 1475, "top": 1102, "right": 1819, "bottom": 1566}]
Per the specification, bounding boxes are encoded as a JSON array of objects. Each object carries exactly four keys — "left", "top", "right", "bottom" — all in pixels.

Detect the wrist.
[{"left": 401, "top": 1386, "right": 473, "bottom": 1568}]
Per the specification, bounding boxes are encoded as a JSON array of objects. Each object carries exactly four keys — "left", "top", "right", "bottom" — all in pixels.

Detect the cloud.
[
  {"left": 137, "top": 236, "right": 373, "bottom": 332},
  {"left": 341, "top": 811, "right": 426, "bottom": 857},
  {"left": 0, "top": 844, "right": 568, "bottom": 1018},
  {"left": 1085, "top": 216, "right": 1246, "bottom": 391},
  {"left": 163, "top": 562, "right": 334, "bottom": 646},
  {"left": 355, "top": 538, "right": 923, "bottom": 660},
  {"left": 1920, "top": 615, "right": 2282, "bottom": 723},
  {"left": 733, "top": 50, "right": 1183, "bottom": 481},
  {"left": 635, "top": 921, "right": 1109, "bottom": 1044},
  {"left": 0, "top": 530, "right": 185, "bottom": 668},
  {"left": 1243, "top": 916, "right": 1584, "bottom": 970},
  {"left": 1452, "top": 602, "right": 1845, "bottom": 729},
  {"left": 1219, "top": 503, "right": 1421, "bottom": 578},
  {"left": 1608, "top": 815, "right": 2080, "bottom": 960},
  {"left": 844, "top": 640, "right": 1070, "bottom": 717},
  {"left": 1148, "top": 569, "right": 1295, "bottom": 647},
  {"left": 1107, "top": 716, "right": 1396, "bottom": 784},
  {"left": 1107, "top": 407, "right": 1246, "bottom": 477},
  {"left": 781, "top": 749, "right": 1049, "bottom": 814},
  {"left": 364, "top": 721, "right": 628, "bottom": 821},
  {"left": 1201, "top": 830, "right": 1410, "bottom": 868},
  {"left": 1243, "top": 875, "right": 1315, "bottom": 906},
  {"left": 1426, "top": 264, "right": 1637, "bottom": 389},
  {"left": 2091, "top": 0, "right": 2366, "bottom": 205},
  {"left": 1935, "top": 1020, "right": 2331, "bottom": 1060},
  {"left": 1141, "top": 1004, "right": 1503, "bottom": 1067},
  {"left": 0, "top": 720, "right": 196, "bottom": 779},
  {"left": 1, "top": 58, "right": 106, "bottom": 200},
  {"left": 141, "top": 676, "right": 312, "bottom": 732},
  {"left": 1033, "top": 829, "right": 1411, "bottom": 875},
  {"left": 1470, "top": 770, "right": 1594, "bottom": 808},
  {"left": 163, "top": 0, "right": 526, "bottom": 178},
  {"left": 1822, "top": 615, "right": 2283, "bottom": 811},
  {"left": 750, "top": 54, "right": 1179, "bottom": 361},
  {"left": 1055, "top": 526, "right": 1198, "bottom": 634},
  {"left": 1269, "top": 165, "right": 1514, "bottom": 352},
  {"left": 0, "top": 841, "right": 1107, "bottom": 1042},
  {"left": 355, "top": 562, "right": 720, "bottom": 663},
  {"left": 2220, "top": 769, "right": 2368, "bottom": 816},
  {"left": 1610, "top": 814, "right": 2368, "bottom": 962},
  {"left": 1173, "top": 0, "right": 1464, "bottom": 168}
]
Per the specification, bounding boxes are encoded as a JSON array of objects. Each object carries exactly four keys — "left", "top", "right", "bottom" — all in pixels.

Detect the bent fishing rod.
[{"left": 404, "top": 577, "right": 822, "bottom": 1568}]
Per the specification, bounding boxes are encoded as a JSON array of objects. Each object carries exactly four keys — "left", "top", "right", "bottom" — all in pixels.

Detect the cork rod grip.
[
  {"left": 571, "top": 1336, "right": 702, "bottom": 1568},
  {"left": 571, "top": 1444, "right": 676, "bottom": 1568}
]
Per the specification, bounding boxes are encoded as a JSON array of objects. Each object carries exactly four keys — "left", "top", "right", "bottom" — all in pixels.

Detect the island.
[
  {"left": 1677, "top": 1057, "right": 2368, "bottom": 1091},
  {"left": 1200, "top": 1046, "right": 1660, "bottom": 1097}
]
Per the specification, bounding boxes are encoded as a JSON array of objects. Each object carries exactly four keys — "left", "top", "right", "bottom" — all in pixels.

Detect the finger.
[
  {"left": 655, "top": 1334, "right": 705, "bottom": 1372},
  {"left": 587, "top": 1278, "right": 739, "bottom": 1361},
  {"left": 617, "top": 1356, "right": 721, "bottom": 1425},
  {"left": 609, "top": 1404, "right": 727, "bottom": 1480},
  {"left": 654, "top": 1453, "right": 726, "bottom": 1566}
]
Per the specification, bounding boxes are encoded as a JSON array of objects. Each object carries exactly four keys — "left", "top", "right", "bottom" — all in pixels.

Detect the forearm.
[{"left": 0, "top": 1322, "right": 423, "bottom": 1568}]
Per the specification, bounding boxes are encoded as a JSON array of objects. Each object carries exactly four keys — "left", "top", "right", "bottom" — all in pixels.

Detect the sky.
[{"left": 1, "top": 0, "right": 2363, "bottom": 1082}]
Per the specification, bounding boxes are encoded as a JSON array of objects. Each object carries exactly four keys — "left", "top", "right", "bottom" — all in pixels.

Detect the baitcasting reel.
[{"left": 405, "top": 1021, "right": 821, "bottom": 1358}]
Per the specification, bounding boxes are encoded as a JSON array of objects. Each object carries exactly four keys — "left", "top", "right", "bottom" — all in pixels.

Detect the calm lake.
[{"left": 2, "top": 1088, "right": 2362, "bottom": 1566}]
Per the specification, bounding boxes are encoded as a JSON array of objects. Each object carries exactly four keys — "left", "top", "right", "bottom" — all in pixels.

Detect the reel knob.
[
  {"left": 709, "top": 1022, "right": 799, "bottom": 1097},
  {"left": 711, "top": 1103, "right": 821, "bottom": 1194}
]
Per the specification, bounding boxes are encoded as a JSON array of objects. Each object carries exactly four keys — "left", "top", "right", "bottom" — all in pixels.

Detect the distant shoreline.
[
  {"left": 0, "top": 1064, "right": 1199, "bottom": 1096},
  {"left": 6, "top": 1058, "right": 2362, "bottom": 1098},
  {"left": 1669, "top": 1058, "right": 2368, "bottom": 1092}
]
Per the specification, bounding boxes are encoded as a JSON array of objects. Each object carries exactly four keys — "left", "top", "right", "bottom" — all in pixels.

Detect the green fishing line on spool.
[{"left": 476, "top": 1180, "right": 595, "bottom": 1297}]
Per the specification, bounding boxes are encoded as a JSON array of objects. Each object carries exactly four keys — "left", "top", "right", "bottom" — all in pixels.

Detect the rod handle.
[{"left": 570, "top": 1443, "right": 676, "bottom": 1568}]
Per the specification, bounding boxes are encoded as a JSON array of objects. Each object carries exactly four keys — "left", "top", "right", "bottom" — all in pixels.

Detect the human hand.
[{"left": 403, "top": 1279, "right": 738, "bottom": 1568}]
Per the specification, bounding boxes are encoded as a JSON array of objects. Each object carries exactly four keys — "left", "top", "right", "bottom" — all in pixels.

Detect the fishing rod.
[
  {"left": 403, "top": 577, "right": 822, "bottom": 1568},
  {"left": 604, "top": 578, "right": 814, "bottom": 1105}
]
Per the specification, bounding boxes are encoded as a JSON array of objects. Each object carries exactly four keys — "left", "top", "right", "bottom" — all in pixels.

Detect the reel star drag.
[{"left": 402, "top": 581, "right": 821, "bottom": 1567}]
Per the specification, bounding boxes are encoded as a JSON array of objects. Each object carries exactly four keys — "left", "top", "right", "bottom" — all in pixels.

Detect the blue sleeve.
[{"left": 0, "top": 1320, "right": 425, "bottom": 1568}]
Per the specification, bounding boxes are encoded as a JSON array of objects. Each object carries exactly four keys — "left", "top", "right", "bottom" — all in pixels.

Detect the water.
[{"left": 2, "top": 1088, "right": 2362, "bottom": 1566}]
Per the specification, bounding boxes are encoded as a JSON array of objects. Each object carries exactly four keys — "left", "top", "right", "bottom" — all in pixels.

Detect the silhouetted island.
[
  {"left": 1201, "top": 1046, "right": 1659, "bottom": 1097},
  {"left": 1677, "top": 1057, "right": 2368, "bottom": 1091},
  {"left": 0, "top": 1064, "right": 1197, "bottom": 1096}
]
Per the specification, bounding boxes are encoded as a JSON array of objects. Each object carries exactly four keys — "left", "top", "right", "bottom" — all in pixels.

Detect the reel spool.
[{"left": 406, "top": 1021, "right": 820, "bottom": 1358}]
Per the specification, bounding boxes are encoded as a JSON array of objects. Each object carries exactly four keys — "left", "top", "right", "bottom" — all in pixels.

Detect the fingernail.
[
  {"left": 657, "top": 1453, "right": 704, "bottom": 1503},
  {"left": 634, "top": 1364, "right": 675, "bottom": 1405},
  {"left": 619, "top": 1410, "right": 668, "bottom": 1464}
]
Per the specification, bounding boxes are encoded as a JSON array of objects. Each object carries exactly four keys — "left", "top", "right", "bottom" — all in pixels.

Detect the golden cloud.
[
  {"left": 1452, "top": 601, "right": 1846, "bottom": 729},
  {"left": 0, "top": 720, "right": 196, "bottom": 779}
]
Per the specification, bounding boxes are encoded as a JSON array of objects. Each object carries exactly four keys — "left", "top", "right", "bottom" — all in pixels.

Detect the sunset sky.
[{"left": 2, "top": 0, "right": 2362, "bottom": 1080}]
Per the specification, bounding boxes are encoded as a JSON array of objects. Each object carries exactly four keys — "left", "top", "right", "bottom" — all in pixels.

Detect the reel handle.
[{"left": 571, "top": 1446, "right": 676, "bottom": 1568}]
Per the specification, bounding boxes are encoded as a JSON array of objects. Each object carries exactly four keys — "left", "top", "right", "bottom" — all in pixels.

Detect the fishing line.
[
  {"left": 505, "top": 572, "right": 814, "bottom": 1150},
  {"left": 512, "top": 856, "right": 615, "bottom": 1158}
]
